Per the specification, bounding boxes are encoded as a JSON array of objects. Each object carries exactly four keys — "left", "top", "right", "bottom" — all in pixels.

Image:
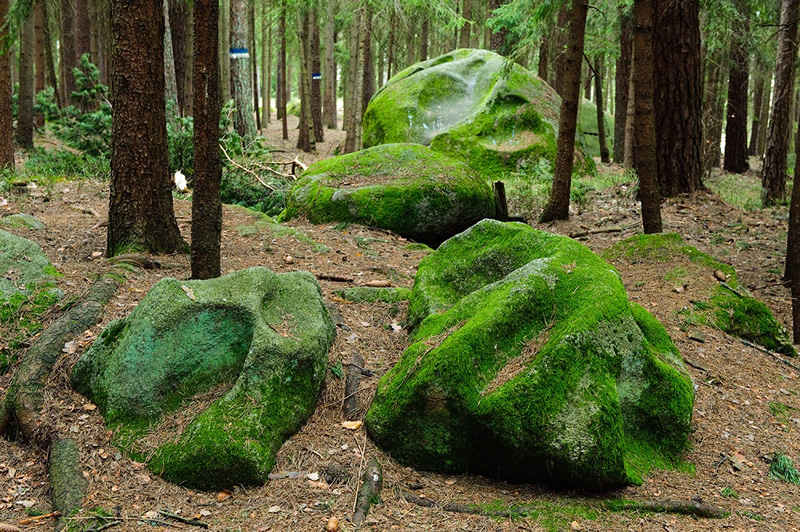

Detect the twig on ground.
[
  {"left": 353, "top": 457, "right": 383, "bottom": 525},
  {"left": 569, "top": 226, "right": 626, "bottom": 238},
  {"left": 316, "top": 273, "right": 355, "bottom": 283},
  {"left": 158, "top": 509, "right": 209, "bottom": 529},
  {"left": 220, "top": 143, "right": 276, "bottom": 191}
]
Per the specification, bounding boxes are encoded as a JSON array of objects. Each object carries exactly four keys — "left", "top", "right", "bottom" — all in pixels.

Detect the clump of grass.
[
  {"left": 720, "top": 486, "right": 739, "bottom": 498},
  {"left": 769, "top": 453, "right": 800, "bottom": 484}
]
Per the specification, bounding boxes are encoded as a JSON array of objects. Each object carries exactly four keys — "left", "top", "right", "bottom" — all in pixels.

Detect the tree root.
[
  {"left": 352, "top": 457, "right": 383, "bottom": 526},
  {"left": 343, "top": 352, "right": 365, "bottom": 420},
  {"left": 50, "top": 438, "right": 88, "bottom": 531}
]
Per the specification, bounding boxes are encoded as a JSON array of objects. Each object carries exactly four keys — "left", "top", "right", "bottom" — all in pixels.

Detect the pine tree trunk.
[
  {"left": 310, "top": 5, "right": 323, "bottom": 141},
  {"left": 183, "top": 4, "right": 194, "bottom": 116},
  {"left": 386, "top": 11, "right": 395, "bottom": 80},
  {"left": 594, "top": 55, "right": 610, "bottom": 163},
  {"left": 537, "top": 34, "right": 549, "bottom": 81},
  {"left": 762, "top": 0, "right": 800, "bottom": 206},
  {"left": 43, "top": 1, "right": 59, "bottom": 106},
  {"left": 702, "top": 50, "right": 725, "bottom": 173},
  {"left": 539, "top": 0, "right": 587, "bottom": 223},
  {"left": 192, "top": 0, "right": 221, "bottom": 279},
  {"left": 88, "top": 0, "right": 101, "bottom": 72},
  {"left": 60, "top": 0, "right": 77, "bottom": 102},
  {"left": 249, "top": 3, "right": 260, "bottom": 130},
  {"left": 633, "top": 0, "right": 662, "bottom": 233},
  {"left": 262, "top": 1, "right": 270, "bottom": 125},
  {"left": 0, "top": 0, "right": 13, "bottom": 167},
  {"left": 169, "top": 0, "right": 186, "bottom": 114},
  {"left": 100, "top": 1, "right": 112, "bottom": 87},
  {"left": 361, "top": 6, "right": 374, "bottom": 114},
  {"left": 488, "top": 0, "right": 506, "bottom": 53},
  {"left": 552, "top": 4, "right": 569, "bottom": 97},
  {"left": 108, "top": 0, "right": 185, "bottom": 256},
  {"left": 230, "top": 0, "right": 256, "bottom": 138},
  {"left": 653, "top": 0, "right": 703, "bottom": 196},
  {"left": 614, "top": 9, "right": 631, "bottom": 163},
  {"left": 75, "top": 0, "right": 90, "bottom": 60},
  {"left": 34, "top": 0, "right": 45, "bottom": 128},
  {"left": 296, "top": 7, "right": 313, "bottom": 152},
  {"left": 219, "top": 0, "right": 231, "bottom": 104},
  {"left": 722, "top": 10, "right": 750, "bottom": 174},
  {"left": 459, "top": 0, "right": 472, "bottom": 48},
  {"left": 789, "top": 170, "right": 800, "bottom": 339},
  {"left": 280, "top": 2, "right": 288, "bottom": 139},
  {"left": 623, "top": 56, "right": 636, "bottom": 169},
  {"left": 419, "top": 19, "right": 428, "bottom": 62},
  {"left": 17, "top": 9, "right": 35, "bottom": 149},
  {"left": 323, "top": 0, "right": 336, "bottom": 128},
  {"left": 757, "top": 75, "right": 771, "bottom": 157},
  {"left": 163, "top": 0, "right": 179, "bottom": 114},
  {"left": 343, "top": 11, "right": 361, "bottom": 153},
  {"left": 748, "top": 74, "right": 765, "bottom": 157}
]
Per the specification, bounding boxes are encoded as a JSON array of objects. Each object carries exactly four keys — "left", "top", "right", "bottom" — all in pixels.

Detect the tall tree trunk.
[
  {"left": 653, "top": 0, "right": 703, "bottom": 196},
  {"left": 280, "top": 2, "right": 288, "bottom": 140},
  {"left": 623, "top": 56, "right": 636, "bottom": 168},
  {"left": 633, "top": 0, "right": 662, "bottom": 233},
  {"left": 100, "top": 1, "right": 112, "bottom": 86},
  {"left": 361, "top": 6, "right": 373, "bottom": 114},
  {"left": 183, "top": 4, "right": 194, "bottom": 116},
  {"left": 192, "top": 0, "right": 221, "bottom": 279},
  {"left": 108, "top": 0, "right": 185, "bottom": 256},
  {"left": 459, "top": 0, "right": 472, "bottom": 48},
  {"left": 163, "top": 0, "right": 179, "bottom": 113},
  {"left": 552, "top": 4, "right": 569, "bottom": 97},
  {"left": 75, "top": 0, "right": 90, "bottom": 60},
  {"left": 261, "top": 1, "right": 270, "bottom": 125},
  {"left": 249, "top": 3, "right": 260, "bottom": 130},
  {"left": 419, "top": 19, "right": 428, "bottom": 62},
  {"left": 169, "top": 0, "right": 187, "bottom": 115},
  {"left": 310, "top": 5, "right": 323, "bottom": 141},
  {"left": 43, "top": 0, "right": 59, "bottom": 106},
  {"left": 386, "top": 11, "right": 395, "bottom": 80},
  {"left": 488, "top": 0, "right": 506, "bottom": 53},
  {"left": 790, "top": 162, "right": 800, "bottom": 339},
  {"left": 0, "top": 0, "right": 13, "bottom": 167},
  {"left": 34, "top": 0, "right": 45, "bottom": 128},
  {"left": 219, "top": 0, "right": 231, "bottom": 104},
  {"left": 539, "top": 0, "right": 587, "bottom": 222},
  {"left": 594, "top": 55, "right": 610, "bottom": 163},
  {"left": 296, "top": 7, "right": 311, "bottom": 151},
  {"left": 757, "top": 75, "right": 771, "bottom": 157},
  {"left": 537, "top": 33, "right": 549, "bottom": 81},
  {"left": 343, "top": 10, "right": 361, "bottom": 153},
  {"left": 614, "top": 8, "right": 631, "bottom": 163},
  {"left": 762, "top": 0, "right": 800, "bottom": 206},
  {"left": 702, "top": 51, "right": 725, "bottom": 173},
  {"left": 60, "top": 0, "right": 77, "bottom": 102},
  {"left": 748, "top": 74, "right": 765, "bottom": 157},
  {"left": 230, "top": 0, "right": 256, "bottom": 138},
  {"left": 723, "top": 0, "right": 750, "bottom": 174},
  {"left": 323, "top": 0, "right": 336, "bottom": 128},
  {"left": 17, "top": 9, "right": 35, "bottom": 149},
  {"left": 88, "top": 0, "right": 101, "bottom": 73}
]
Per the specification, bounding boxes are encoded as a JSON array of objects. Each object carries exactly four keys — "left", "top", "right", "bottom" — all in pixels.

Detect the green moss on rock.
[
  {"left": 603, "top": 233, "right": 794, "bottom": 356},
  {"left": 279, "top": 143, "right": 495, "bottom": 246},
  {"left": 366, "top": 220, "right": 693, "bottom": 490},
  {"left": 72, "top": 267, "right": 336, "bottom": 490},
  {"left": 579, "top": 99, "right": 614, "bottom": 159},
  {"left": 362, "top": 48, "right": 594, "bottom": 177},
  {"left": 334, "top": 286, "right": 411, "bottom": 304},
  {"left": 0, "top": 213, "right": 46, "bottom": 230}
]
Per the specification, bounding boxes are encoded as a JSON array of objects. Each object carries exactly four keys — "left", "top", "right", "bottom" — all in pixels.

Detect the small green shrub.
[{"left": 769, "top": 453, "right": 800, "bottom": 484}]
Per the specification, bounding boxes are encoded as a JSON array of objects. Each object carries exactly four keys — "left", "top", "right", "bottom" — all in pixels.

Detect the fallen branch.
[
  {"left": 158, "top": 509, "right": 209, "bottom": 529},
  {"left": 352, "top": 457, "right": 383, "bottom": 526},
  {"left": 316, "top": 273, "right": 354, "bottom": 283},
  {"left": 683, "top": 358, "right": 710, "bottom": 373},
  {"left": 220, "top": 143, "right": 276, "bottom": 191},
  {"left": 50, "top": 439, "right": 88, "bottom": 531},
  {"left": 738, "top": 338, "right": 800, "bottom": 373},
  {"left": 605, "top": 499, "right": 727, "bottom": 519},
  {"left": 343, "top": 352, "right": 365, "bottom": 420},
  {"left": 569, "top": 226, "right": 625, "bottom": 238},
  {"left": 250, "top": 160, "right": 295, "bottom": 179},
  {"left": 18, "top": 511, "right": 60, "bottom": 525}
]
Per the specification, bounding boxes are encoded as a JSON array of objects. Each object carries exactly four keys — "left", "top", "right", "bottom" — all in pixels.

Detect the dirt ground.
[{"left": 2, "top": 120, "right": 800, "bottom": 531}]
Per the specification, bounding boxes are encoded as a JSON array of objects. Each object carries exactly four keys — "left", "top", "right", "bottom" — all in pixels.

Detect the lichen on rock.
[
  {"left": 279, "top": 143, "right": 495, "bottom": 246},
  {"left": 72, "top": 267, "right": 336, "bottom": 490},
  {"left": 366, "top": 220, "right": 693, "bottom": 489},
  {"left": 362, "top": 48, "right": 594, "bottom": 178}
]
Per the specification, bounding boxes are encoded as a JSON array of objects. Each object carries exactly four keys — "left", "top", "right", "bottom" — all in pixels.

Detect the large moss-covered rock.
[
  {"left": 362, "top": 48, "right": 594, "bottom": 177},
  {"left": 580, "top": 99, "right": 614, "bottom": 158},
  {"left": 0, "top": 213, "right": 46, "bottom": 230},
  {"left": 366, "top": 220, "right": 693, "bottom": 489},
  {"left": 279, "top": 143, "right": 495, "bottom": 246},
  {"left": 603, "top": 233, "right": 795, "bottom": 356},
  {"left": 0, "top": 229, "right": 60, "bottom": 301},
  {"left": 72, "top": 267, "right": 336, "bottom": 490}
]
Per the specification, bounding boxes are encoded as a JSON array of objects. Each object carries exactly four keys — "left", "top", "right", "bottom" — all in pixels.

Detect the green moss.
[
  {"left": 367, "top": 220, "right": 693, "bottom": 489},
  {"left": 72, "top": 267, "right": 336, "bottom": 490},
  {"left": 579, "top": 99, "right": 614, "bottom": 158},
  {"left": 0, "top": 213, "right": 46, "bottom": 230},
  {"left": 334, "top": 286, "right": 411, "bottom": 304},
  {"left": 230, "top": 205, "right": 329, "bottom": 252},
  {"left": 604, "top": 234, "right": 795, "bottom": 356},
  {"left": 280, "top": 143, "right": 495, "bottom": 246}
]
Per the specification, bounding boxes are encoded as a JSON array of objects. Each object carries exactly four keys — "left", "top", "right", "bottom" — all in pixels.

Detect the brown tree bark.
[
  {"left": 419, "top": 19, "right": 428, "bottom": 62},
  {"left": 762, "top": 0, "right": 800, "bottom": 206},
  {"left": 538, "top": 37, "right": 549, "bottom": 82},
  {"left": 169, "top": 0, "right": 187, "bottom": 114},
  {"left": 723, "top": 0, "right": 750, "bottom": 174},
  {"left": 310, "top": 5, "right": 323, "bottom": 141},
  {"left": 43, "top": 1, "right": 60, "bottom": 106},
  {"left": 386, "top": 11, "right": 395, "bottom": 80},
  {"left": 88, "top": 0, "right": 101, "bottom": 73},
  {"left": 230, "top": 0, "right": 256, "bottom": 138},
  {"left": 323, "top": 0, "right": 337, "bottom": 128},
  {"left": 594, "top": 55, "right": 610, "bottom": 163},
  {"left": 488, "top": 0, "right": 507, "bottom": 53},
  {"left": 0, "top": 0, "right": 13, "bottom": 167},
  {"left": 108, "top": 0, "right": 185, "bottom": 256},
  {"left": 296, "top": 6, "right": 314, "bottom": 152},
  {"left": 552, "top": 4, "right": 569, "bottom": 97},
  {"left": 614, "top": 8, "right": 632, "bottom": 163},
  {"left": 702, "top": 51, "right": 725, "bottom": 173},
  {"left": 75, "top": 0, "right": 91, "bottom": 60},
  {"left": 539, "top": 0, "right": 587, "bottom": 222},
  {"left": 183, "top": 4, "right": 194, "bottom": 116},
  {"left": 17, "top": 8, "right": 35, "bottom": 149},
  {"left": 623, "top": 56, "right": 636, "bottom": 169},
  {"left": 361, "top": 6, "right": 374, "bottom": 114},
  {"left": 280, "top": 2, "right": 288, "bottom": 140},
  {"left": 261, "top": 1, "right": 270, "bottom": 125},
  {"left": 758, "top": 74, "right": 771, "bottom": 157},
  {"left": 163, "top": 0, "right": 179, "bottom": 113},
  {"left": 248, "top": 3, "right": 260, "bottom": 130},
  {"left": 192, "top": 0, "right": 222, "bottom": 280},
  {"left": 652, "top": 0, "right": 703, "bottom": 196},
  {"left": 60, "top": 0, "right": 77, "bottom": 102},
  {"left": 633, "top": 0, "right": 662, "bottom": 234},
  {"left": 34, "top": 0, "right": 45, "bottom": 128},
  {"left": 219, "top": 0, "right": 231, "bottom": 104},
  {"left": 748, "top": 74, "right": 765, "bottom": 157},
  {"left": 343, "top": 10, "right": 361, "bottom": 154},
  {"left": 459, "top": 0, "right": 472, "bottom": 48}
]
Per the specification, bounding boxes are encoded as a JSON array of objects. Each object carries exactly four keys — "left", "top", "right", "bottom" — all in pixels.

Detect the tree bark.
[
  {"left": 0, "top": 0, "right": 14, "bottom": 167},
  {"left": 459, "top": 0, "right": 472, "bottom": 48},
  {"left": 43, "top": 0, "right": 60, "bottom": 106},
  {"left": 108, "top": 0, "right": 185, "bottom": 256},
  {"left": 386, "top": 10, "right": 395, "bottom": 80},
  {"left": 623, "top": 56, "right": 636, "bottom": 169},
  {"left": 183, "top": 4, "right": 194, "bottom": 116},
  {"left": 723, "top": 0, "right": 750, "bottom": 174},
  {"left": 748, "top": 74, "right": 765, "bottom": 157},
  {"left": 343, "top": 10, "right": 361, "bottom": 154},
  {"left": 280, "top": 2, "right": 288, "bottom": 140},
  {"left": 296, "top": 7, "right": 315, "bottom": 152},
  {"left": 34, "top": 0, "right": 45, "bottom": 128},
  {"left": 262, "top": 1, "right": 270, "bottom": 125},
  {"left": 552, "top": 4, "right": 569, "bottom": 97},
  {"left": 537, "top": 33, "right": 549, "bottom": 81},
  {"left": 192, "top": 0, "right": 222, "bottom": 280},
  {"left": 762, "top": 0, "right": 800, "bottom": 206},
  {"left": 539, "top": 0, "right": 587, "bottom": 222},
  {"left": 633, "top": 0, "right": 662, "bottom": 234},
  {"left": 488, "top": 0, "right": 507, "bottom": 54},
  {"left": 310, "top": 5, "right": 323, "bottom": 141},
  {"left": 249, "top": 3, "right": 260, "bottom": 130},
  {"left": 17, "top": 8, "right": 35, "bottom": 149},
  {"left": 652, "top": 0, "right": 703, "bottom": 196},
  {"left": 169, "top": 0, "right": 187, "bottom": 114},
  {"left": 702, "top": 50, "right": 725, "bottom": 173},
  {"left": 219, "top": 0, "right": 231, "bottom": 105},
  {"left": 789, "top": 121, "right": 800, "bottom": 334},
  {"left": 361, "top": 6, "right": 374, "bottom": 114},
  {"left": 594, "top": 55, "right": 610, "bottom": 163},
  {"left": 230, "top": 0, "right": 256, "bottom": 138},
  {"left": 163, "top": 0, "right": 179, "bottom": 113},
  {"left": 75, "top": 0, "right": 91, "bottom": 60},
  {"left": 419, "top": 19, "right": 428, "bottom": 62},
  {"left": 614, "top": 8, "right": 631, "bottom": 163},
  {"left": 323, "top": 0, "right": 337, "bottom": 128}
]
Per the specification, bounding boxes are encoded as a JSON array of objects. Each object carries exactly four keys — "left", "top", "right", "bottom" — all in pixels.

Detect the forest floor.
[{"left": 2, "top": 119, "right": 800, "bottom": 531}]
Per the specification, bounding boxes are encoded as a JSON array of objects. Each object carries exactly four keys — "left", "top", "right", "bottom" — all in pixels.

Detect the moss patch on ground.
[
  {"left": 279, "top": 143, "right": 495, "bottom": 247},
  {"left": 603, "top": 233, "right": 794, "bottom": 356},
  {"left": 366, "top": 220, "right": 693, "bottom": 490},
  {"left": 362, "top": 48, "right": 594, "bottom": 178},
  {"left": 72, "top": 267, "right": 336, "bottom": 490},
  {"left": 334, "top": 286, "right": 412, "bottom": 304}
]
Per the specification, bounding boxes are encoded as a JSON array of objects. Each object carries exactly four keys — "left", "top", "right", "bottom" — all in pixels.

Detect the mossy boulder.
[
  {"left": 72, "top": 267, "right": 336, "bottom": 490},
  {"left": 0, "top": 213, "right": 46, "bottom": 230},
  {"left": 580, "top": 99, "right": 614, "bottom": 158},
  {"left": 366, "top": 220, "right": 693, "bottom": 490},
  {"left": 362, "top": 48, "right": 594, "bottom": 177},
  {"left": 603, "top": 233, "right": 795, "bottom": 356},
  {"left": 0, "top": 229, "right": 60, "bottom": 302},
  {"left": 279, "top": 143, "right": 495, "bottom": 246}
]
